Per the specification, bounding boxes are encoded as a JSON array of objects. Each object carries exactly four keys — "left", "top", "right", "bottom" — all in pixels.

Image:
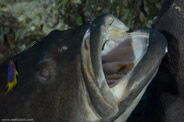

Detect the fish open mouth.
[
  {"left": 99, "top": 20, "right": 150, "bottom": 106},
  {"left": 102, "top": 29, "right": 149, "bottom": 88},
  {"left": 81, "top": 14, "right": 166, "bottom": 120},
  {"left": 82, "top": 15, "right": 149, "bottom": 101}
]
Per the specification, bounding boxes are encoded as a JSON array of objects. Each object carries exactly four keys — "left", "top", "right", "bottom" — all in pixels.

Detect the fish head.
[{"left": 0, "top": 14, "right": 167, "bottom": 121}]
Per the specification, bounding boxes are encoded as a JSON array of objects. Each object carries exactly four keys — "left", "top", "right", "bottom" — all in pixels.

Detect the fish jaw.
[
  {"left": 81, "top": 14, "right": 167, "bottom": 121},
  {"left": 80, "top": 14, "right": 131, "bottom": 119}
]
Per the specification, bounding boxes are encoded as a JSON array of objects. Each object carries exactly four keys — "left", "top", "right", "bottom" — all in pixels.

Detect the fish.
[
  {"left": 5, "top": 60, "right": 18, "bottom": 94},
  {"left": 0, "top": 14, "right": 167, "bottom": 121}
]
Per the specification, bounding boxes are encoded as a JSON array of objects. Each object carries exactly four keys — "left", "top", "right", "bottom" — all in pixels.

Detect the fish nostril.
[
  {"left": 39, "top": 68, "right": 50, "bottom": 80},
  {"left": 58, "top": 45, "right": 68, "bottom": 53}
]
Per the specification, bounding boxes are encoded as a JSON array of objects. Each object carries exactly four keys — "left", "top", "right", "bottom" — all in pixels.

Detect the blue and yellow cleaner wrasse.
[{"left": 5, "top": 60, "right": 18, "bottom": 94}]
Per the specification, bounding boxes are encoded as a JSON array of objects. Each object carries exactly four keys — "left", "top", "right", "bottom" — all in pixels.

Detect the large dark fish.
[{"left": 0, "top": 14, "right": 167, "bottom": 121}]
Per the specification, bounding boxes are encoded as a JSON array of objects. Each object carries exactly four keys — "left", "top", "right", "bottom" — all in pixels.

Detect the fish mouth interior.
[
  {"left": 80, "top": 17, "right": 151, "bottom": 119},
  {"left": 101, "top": 26, "right": 149, "bottom": 88}
]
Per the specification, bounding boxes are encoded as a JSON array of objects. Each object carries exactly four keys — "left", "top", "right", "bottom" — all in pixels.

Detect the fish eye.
[
  {"left": 39, "top": 68, "right": 50, "bottom": 80},
  {"left": 35, "top": 59, "right": 56, "bottom": 83}
]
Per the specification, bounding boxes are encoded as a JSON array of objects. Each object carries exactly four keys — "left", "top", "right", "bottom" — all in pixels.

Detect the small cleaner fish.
[{"left": 5, "top": 60, "right": 18, "bottom": 94}]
